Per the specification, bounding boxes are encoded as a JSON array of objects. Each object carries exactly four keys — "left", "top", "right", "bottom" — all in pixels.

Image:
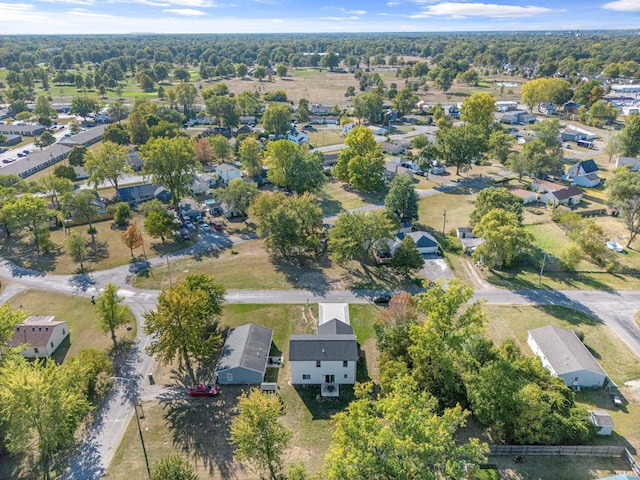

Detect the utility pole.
[
  {"left": 166, "top": 255, "right": 172, "bottom": 286},
  {"left": 539, "top": 253, "right": 548, "bottom": 287},
  {"left": 442, "top": 210, "right": 447, "bottom": 236},
  {"left": 134, "top": 403, "right": 151, "bottom": 479}
]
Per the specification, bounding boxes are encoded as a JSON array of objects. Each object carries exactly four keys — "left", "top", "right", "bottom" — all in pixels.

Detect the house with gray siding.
[
  {"left": 215, "top": 324, "right": 273, "bottom": 385},
  {"left": 527, "top": 325, "right": 609, "bottom": 388}
]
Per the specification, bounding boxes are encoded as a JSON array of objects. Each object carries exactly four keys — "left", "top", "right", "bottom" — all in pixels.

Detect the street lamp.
[
  {"left": 442, "top": 210, "right": 447, "bottom": 236},
  {"left": 539, "top": 253, "right": 548, "bottom": 287}
]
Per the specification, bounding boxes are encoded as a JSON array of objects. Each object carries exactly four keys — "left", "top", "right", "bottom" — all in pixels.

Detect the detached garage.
[
  {"left": 215, "top": 324, "right": 273, "bottom": 385},
  {"left": 527, "top": 325, "right": 609, "bottom": 388}
]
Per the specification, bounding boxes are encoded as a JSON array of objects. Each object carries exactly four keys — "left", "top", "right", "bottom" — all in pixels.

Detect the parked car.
[
  {"left": 179, "top": 228, "right": 191, "bottom": 240},
  {"left": 188, "top": 384, "right": 220, "bottom": 397},
  {"left": 200, "top": 223, "right": 211, "bottom": 232},
  {"left": 211, "top": 221, "right": 223, "bottom": 231},
  {"left": 22, "top": 149, "right": 30, "bottom": 154},
  {"left": 17, "top": 153, "right": 25, "bottom": 157},
  {"left": 606, "top": 240, "right": 624, "bottom": 253},
  {"left": 612, "top": 394, "right": 623, "bottom": 407},
  {"left": 373, "top": 294, "right": 392, "bottom": 305},
  {"left": 184, "top": 220, "right": 195, "bottom": 229},
  {"left": 196, "top": 215, "right": 204, "bottom": 224}
]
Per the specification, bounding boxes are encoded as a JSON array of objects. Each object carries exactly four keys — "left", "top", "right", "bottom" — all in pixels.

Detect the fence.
[{"left": 490, "top": 445, "right": 640, "bottom": 474}]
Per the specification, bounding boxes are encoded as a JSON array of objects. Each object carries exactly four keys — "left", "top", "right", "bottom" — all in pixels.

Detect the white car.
[
  {"left": 606, "top": 240, "right": 624, "bottom": 253},
  {"left": 184, "top": 220, "right": 195, "bottom": 229},
  {"left": 200, "top": 223, "right": 212, "bottom": 232}
]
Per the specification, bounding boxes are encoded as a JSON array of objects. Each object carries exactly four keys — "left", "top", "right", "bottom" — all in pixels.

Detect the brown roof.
[
  {"left": 8, "top": 316, "right": 67, "bottom": 348},
  {"left": 511, "top": 188, "right": 535, "bottom": 199},
  {"left": 532, "top": 179, "right": 564, "bottom": 192},
  {"left": 552, "top": 186, "right": 582, "bottom": 201}
]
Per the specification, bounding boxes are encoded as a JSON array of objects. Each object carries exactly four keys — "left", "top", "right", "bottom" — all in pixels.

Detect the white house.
[
  {"left": 287, "top": 130, "right": 309, "bottom": 144},
  {"left": 8, "top": 316, "right": 69, "bottom": 358},
  {"left": 539, "top": 102, "right": 557, "bottom": 115},
  {"left": 510, "top": 188, "right": 538, "bottom": 204},
  {"left": 215, "top": 163, "right": 242, "bottom": 185},
  {"left": 566, "top": 160, "right": 601, "bottom": 187},
  {"left": 589, "top": 410, "right": 614, "bottom": 436},
  {"left": 342, "top": 122, "right": 355, "bottom": 136},
  {"left": 527, "top": 325, "right": 608, "bottom": 388},
  {"left": 190, "top": 176, "right": 210, "bottom": 195},
  {"left": 289, "top": 303, "right": 358, "bottom": 397},
  {"left": 615, "top": 156, "right": 640, "bottom": 171},
  {"left": 380, "top": 141, "right": 405, "bottom": 155},
  {"left": 396, "top": 231, "right": 440, "bottom": 254},
  {"left": 540, "top": 186, "right": 583, "bottom": 207}
]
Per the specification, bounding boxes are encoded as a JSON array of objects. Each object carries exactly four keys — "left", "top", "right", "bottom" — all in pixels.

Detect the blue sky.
[{"left": 1, "top": 0, "right": 638, "bottom": 35}]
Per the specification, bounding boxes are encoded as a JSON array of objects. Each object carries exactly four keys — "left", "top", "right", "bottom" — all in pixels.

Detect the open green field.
[{"left": 5, "top": 289, "right": 136, "bottom": 363}]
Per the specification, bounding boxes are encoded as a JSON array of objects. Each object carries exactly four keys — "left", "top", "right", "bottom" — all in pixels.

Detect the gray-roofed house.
[
  {"left": 215, "top": 324, "right": 274, "bottom": 385},
  {"left": 8, "top": 316, "right": 69, "bottom": 358},
  {"left": 0, "top": 123, "right": 46, "bottom": 137},
  {"left": 117, "top": 184, "right": 171, "bottom": 205},
  {"left": 566, "top": 159, "right": 601, "bottom": 187},
  {"left": 57, "top": 124, "right": 107, "bottom": 148},
  {"left": 615, "top": 156, "right": 640, "bottom": 171},
  {"left": 527, "top": 325, "right": 609, "bottom": 388},
  {"left": 289, "top": 303, "right": 358, "bottom": 396},
  {"left": 1, "top": 144, "right": 72, "bottom": 178}
]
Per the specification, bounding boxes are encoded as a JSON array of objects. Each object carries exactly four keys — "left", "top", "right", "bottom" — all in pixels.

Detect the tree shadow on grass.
[
  {"left": 271, "top": 254, "right": 333, "bottom": 295},
  {"left": 159, "top": 385, "right": 247, "bottom": 479},
  {"left": 86, "top": 240, "right": 110, "bottom": 262},
  {"left": 293, "top": 384, "right": 356, "bottom": 421},
  {"left": 0, "top": 235, "right": 59, "bottom": 274}
]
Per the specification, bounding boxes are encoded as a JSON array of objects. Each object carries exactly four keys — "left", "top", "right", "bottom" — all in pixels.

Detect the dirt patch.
[
  {"left": 459, "top": 257, "right": 491, "bottom": 289},
  {"left": 361, "top": 338, "right": 379, "bottom": 384},
  {"left": 622, "top": 379, "right": 640, "bottom": 403}
]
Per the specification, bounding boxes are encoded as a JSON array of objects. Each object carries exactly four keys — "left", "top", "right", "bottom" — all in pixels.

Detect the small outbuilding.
[
  {"left": 215, "top": 324, "right": 273, "bottom": 385},
  {"left": 589, "top": 410, "right": 614, "bottom": 436},
  {"left": 8, "top": 316, "right": 69, "bottom": 358},
  {"left": 527, "top": 325, "right": 609, "bottom": 388}
]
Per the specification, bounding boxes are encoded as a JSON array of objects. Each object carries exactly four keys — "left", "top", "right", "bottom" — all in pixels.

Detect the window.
[
  {"left": 344, "top": 374, "right": 348, "bottom": 379},
  {"left": 302, "top": 374, "right": 310, "bottom": 380},
  {"left": 343, "top": 360, "right": 348, "bottom": 368},
  {"left": 34, "top": 348, "right": 39, "bottom": 354},
  {"left": 62, "top": 329, "right": 66, "bottom": 335},
  {"left": 316, "top": 360, "right": 321, "bottom": 368},
  {"left": 226, "top": 373, "right": 233, "bottom": 382},
  {"left": 50, "top": 342, "right": 54, "bottom": 348}
]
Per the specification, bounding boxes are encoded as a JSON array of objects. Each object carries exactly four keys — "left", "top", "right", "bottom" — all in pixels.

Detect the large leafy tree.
[
  {"left": 324, "top": 378, "right": 487, "bottom": 480},
  {"left": 144, "top": 274, "right": 225, "bottom": 385},
  {"left": 472, "top": 209, "right": 533, "bottom": 269},
  {"left": 38, "top": 174, "right": 74, "bottom": 211},
  {"left": 140, "top": 136, "right": 199, "bottom": 210},
  {"left": 210, "top": 135, "right": 232, "bottom": 163},
  {"left": 66, "top": 231, "right": 88, "bottom": 273},
  {"left": 70, "top": 95, "right": 99, "bottom": 120},
  {"left": 0, "top": 357, "right": 92, "bottom": 480},
  {"left": 205, "top": 95, "right": 239, "bottom": 128},
  {"left": 174, "top": 82, "right": 198, "bottom": 118},
  {"left": 607, "top": 167, "right": 640, "bottom": 247},
  {"left": 521, "top": 78, "right": 572, "bottom": 111},
  {"left": 262, "top": 103, "right": 291, "bottom": 135},
  {"left": 352, "top": 91, "right": 384, "bottom": 125},
  {"left": 435, "top": 124, "right": 487, "bottom": 176},
  {"left": 84, "top": 141, "right": 132, "bottom": 195},
  {"left": 518, "top": 138, "right": 563, "bottom": 179},
  {"left": 0, "top": 304, "right": 25, "bottom": 364},
  {"left": 572, "top": 79, "right": 605, "bottom": 107},
  {"left": 328, "top": 210, "right": 394, "bottom": 265},
  {"left": 390, "top": 236, "right": 424, "bottom": 276},
  {"left": 470, "top": 187, "right": 524, "bottom": 226},
  {"left": 95, "top": 283, "right": 130, "bottom": 347},
  {"left": 218, "top": 178, "right": 258, "bottom": 217},
  {"left": 239, "top": 137, "right": 264, "bottom": 180},
  {"left": 2, "top": 194, "right": 55, "bottom": 255},
  {"left": 335, "top": 126, "right": 385, "bottom": 192},
  {"left": 391, "top": 87, "right": 418, "bottom": 117},
  {"left": 460, "top": 92, "right": 496, "bottom": 130},
  {"left": 620, "top": 114, "right": 640, "bottom": 158},
  {"left": 488, "top": 129, "right": 514, "bottom": 165},
  {"left": 384, "top": 173, "right": 419, "bottom": 222},
  {"left": 230, "top": 388, "right": 292, "bottom": 480}
]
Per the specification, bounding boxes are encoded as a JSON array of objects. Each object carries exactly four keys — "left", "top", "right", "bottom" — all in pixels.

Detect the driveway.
[{"left": 420, "top": 254, "right": 454, "bottom": 284}]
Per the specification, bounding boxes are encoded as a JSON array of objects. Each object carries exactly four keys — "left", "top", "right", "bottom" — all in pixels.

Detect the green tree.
[
  {"left": 0, "top": 304, "right": 25, "bottom": 363},
  {"left": 69, "top": 118, "right": 82, "bottom": 135},
  {"left": 352, "top": 91, "right": 383, "bottom": 125},
  {"left": 324, "top": 378, "right": 487, "bottom": 480},
  {"left": 265, "top": 139, "right": 300, "bottom": 188},
  {"left": 321, "top": 50, "right": 340, "bottom": 71},
  {"left": 151, "top": 454, "right": 198, "bottom": 480},
  {"left": 519, "top": 137, "right": 563, "bottom": 179},
  {"left": 472, "top": 209, "right": 533, "bottom": 269},
  {"left": 68, "top": 146, "right": 88, "bottom": 167},
  {"left": 102, "top": 124, "right": 130, "bottom": 145},
  {"left": 296, "top": 98, "right": 311, "bottom": 125},
  {"left": 607, "top": 167, "right": 640, "bottom": 247},
  {"left": 385, "top": 173, "right": 419, "bottom": 222},
  {"left": 205, "top": 95, "right": 240, "bottom": 128},
  {"left": 127, "top": 111, "right": 150, "bottom": 145},
  {"left": 38, "top": 174, "right": 73, "bottom": 211},
  {"left": 573, "top": 79, "right": 605, "bottom": 107},
  {"left": 604, "top": 134, "right": 621, "bottom": 164},
  {"left": 84, "top": 141, "right": 131, "bottom": 195},
  {"left": 107, "top": 101, "right": 129, "bottom": 123},
  {"left": 144, "top": 209, "right": 176, "bottom": 243},
  {"left": 470, "top": 187, "right": 524, "bottom": 226},
  {"left": 263, "top": 103, "right": 291, "bottom": 135},
  {"left": 390, "top": 236, "right": 424, "bottom": 276},
  {"left": 144, "top": 275, "right": 225, "bottom": 385},
  {"left": 237, "top": 90, "right": 262, "bottom": 115},
  {"left": 36, "top": 131, "right": 56, "bottom": 149},
  {"left": 521, "top": 78, "right": 572, "bottom": 112},
  {"left": 34, "top": 95, "right": 57, "bottom": 127},
  {"left": 435, "top": 124, "right": 487, "bottom": 176},
  {"left": 239, "top": 137, "right": 264, "bottom": 179},
  {"left": 558, "top": 242, "right": 582, "bottom": 270},
  {"left": 328, "top": 210, "right": 394, "bottom": 265},
  {"left": 175, "top": 82, "right": 198, "bottom": 118},
  {"left": 488, "top": 129, "right": 514, "bottom": 165},
  {"left": 620, "top": 114, "right": 640, "bottom": 158},
  {"left": 70, "top": 95, "right": 99, "bottom": 120},
  {"left": 461, "top": 92, "right": 496, "bottom": 130},
  {"left": 121, "top": 223, "right": 144, "bottom": 260},
  {"left": 230, "top": 388, "right": 293, "bottom": 480},
  {"left": 210, "top": 135, "right": 232, "bottom": 163},
  {"left": 219, "top": 178, "right": 258, "bottom": 217},
  {"left": 140, "top": 136, "right": 199, "bottom": 210},
  {"left": 391, "top": 87, "right": 418, "bottom": 117},
  {"left": 236, "top": 63, "right": 248, "bottom": 79},
  {"left": 109, "top": 202, "right": 132, "bottom": 227},
  {"left": 2, "top": 194, "right": 54, "bottom": 255},
  {"left": 288, "top": 151, "right": 327, "bottom": 194},
  {"left": 66, "top": 231, "right": 88, "bottom": 273},
  {"left": 0, "top": 357, "right": 92, "bottom": 480},
  {"left": 335, "top": 126, "right": 385, "bottom": 192},
  {"left": 95, "top": 283, "right": 130, "bottom": 347}
]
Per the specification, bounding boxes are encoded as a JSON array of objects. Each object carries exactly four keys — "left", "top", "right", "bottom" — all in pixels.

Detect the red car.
[
  {"left": 211, "top": 221, "right": 223, "bottom": 231},
  {"left": 189, "top": 384, "right": 220, "bottom": 397}
]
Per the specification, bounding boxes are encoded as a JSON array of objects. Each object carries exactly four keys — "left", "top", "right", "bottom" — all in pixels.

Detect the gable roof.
[
  {"left": 289, "top": 334, "right": 359, "bottom": 361},
  {"left": 318, "top": 303, "right": 350, "bottom": 326},
  {"left": 568, "top": 159, "right": 599, "bottom": 176},
  {"left": 551, "top": 186, "right": 582, "bottom": 201},
  {"left": 215, "top": 163, "right": 240, "bottom": 174},
  {"left": 216, "top": 323, "right": 273, "bottom": 374},
  {"left": 318, "top": 318, "right": 354, "bottom": 335},
  {"left": 528, "top": 325, "right": 607, "bottom": 377},
  {"left": 8, "top": 316, "right": 67, "bottom": 348},
  {"left": 396, "top": 230, "right": 439, "bottom": 248}
]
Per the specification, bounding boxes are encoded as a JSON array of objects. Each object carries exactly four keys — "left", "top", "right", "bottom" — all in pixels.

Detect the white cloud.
[
  {"left": 107, "top": 0, "right": 216, "bottom": 6},
  {"left": 602, "top": 0, "right": 640, "bottom": 12},
  {"left": 0, "top": 2, "right": 35, "bottom": 11},
  {"left": 40, "top": 0, "right": 95, "bottom": 4},
  {"left": 67, "top": 7, "right": 115, "bottom": 16},
  {"left": 164, "top": 7, "right": 208, "bottom": 15},
  {"left": 387, "top": 1, "right": 399, "bottom": 5},
  {"left": 411, "top": 2, "right": 554, "bottom": 18},
  {"left": 321, "top": 16, "right": 360, "bottom": 21}
]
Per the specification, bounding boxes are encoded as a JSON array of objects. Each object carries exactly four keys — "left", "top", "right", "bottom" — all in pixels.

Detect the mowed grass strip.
[{"left": 7, "top": 289, "right": 136, "bottom": 363}]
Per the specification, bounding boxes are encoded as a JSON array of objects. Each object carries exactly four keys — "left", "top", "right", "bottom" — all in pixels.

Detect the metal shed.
[{"left": 215, "top": 324, "right": 273, "bottom": 385}]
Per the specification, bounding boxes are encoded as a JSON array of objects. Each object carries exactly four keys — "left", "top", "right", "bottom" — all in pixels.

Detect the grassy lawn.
[
  {"left": 6, "top": 289, "right": 136, "bottom": 363},
  {"left": 109, "top": 303, "right": 382, "bottom": 479},
  {"left": 418, "top": 187, "right": 477, "bottom": 236},
  {"left": 0, "top": 216, "right": 192, "bottom": 275},
  {"left": 307, "top": 129, "right": 344, "bottom": 148},
  {"left": 319, "top": 180, "right": 387, "bottom": 215},
  {"left": 486, "top": 456, "right": 630, "bottom": 480}
]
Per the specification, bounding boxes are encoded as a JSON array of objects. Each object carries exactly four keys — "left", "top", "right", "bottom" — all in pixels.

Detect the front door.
[{"left": 325, "top": 374, "right": 335, "bottom": 384}]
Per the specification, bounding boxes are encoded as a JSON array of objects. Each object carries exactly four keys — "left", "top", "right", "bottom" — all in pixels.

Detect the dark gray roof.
[
  {"left": 318, "top": 319, "right": 353, "bottom": 335},
  {"left": 0, "top": 144, "right": 72, "bottom": 178},
  {"left": 396, "top": 230, "right": 439, "bottom": 248},
  {"left": 528, "top": 325, "right": 607, "bottom": 377},
  {"left": 552, "top": 186, "right": 582, "bottom": 201},
  {"left": 57, "top": 124, "right": 106, "bottom": 147},
  {"left": 216, "top": 324, "right": 273, "bottom": 374},
  {"left": 289, "top": 334, "right": 358, "bottom": 361}
]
